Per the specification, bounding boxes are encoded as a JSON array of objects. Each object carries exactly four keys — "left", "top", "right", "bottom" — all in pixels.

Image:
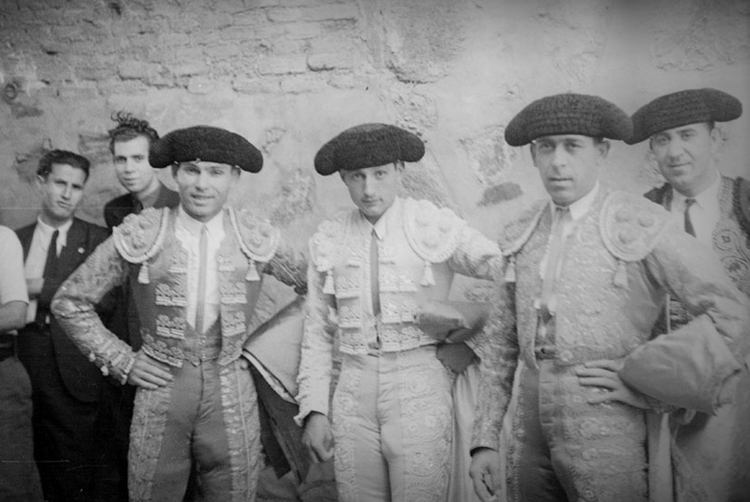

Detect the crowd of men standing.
[{"left": 0, "top": 86, "right": 748, "bottom": 502}]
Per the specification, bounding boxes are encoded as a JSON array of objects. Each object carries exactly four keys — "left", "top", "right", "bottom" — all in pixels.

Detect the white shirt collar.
[
  {"left": 176, "top": 205, "right": 224, "bottom": 238},
  {"left": 671, "top": 173, "right": 721, "bottom": 211},
  {"left": 36, "top": 216, "right": 74, "bottom": 248},
  {"left": 550, "top": 181, "right": 600, "bottom": 222},
  {"left": 361, "top": 197, "right": 401, "bottom": 240}
]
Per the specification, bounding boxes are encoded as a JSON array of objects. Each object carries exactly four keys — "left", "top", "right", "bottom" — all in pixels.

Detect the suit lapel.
[
  {"left": 57, "top": 218, "right": 87, "bottom": 274},
  {"left": 16, "top": 223, "right": 36, "bottom": 260}
]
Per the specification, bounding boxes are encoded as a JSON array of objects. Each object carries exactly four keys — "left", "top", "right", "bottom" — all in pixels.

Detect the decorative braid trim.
[
  {"left": 228, "top": 207, "right": 280, "bottom": 263},
  {"left": 402, "top": 198, "right": 463, "bottom": 264},
  {"left": 600, "top": 191, "right": 669, "bottom": 262},
  {"left": 112, "top": 207, "right": 170, "bottom": 264},
  {"left": 499, "top": 200, "right": 547, "bottom": 257}
]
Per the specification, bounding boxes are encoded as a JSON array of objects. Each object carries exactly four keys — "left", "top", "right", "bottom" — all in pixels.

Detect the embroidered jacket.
[
  {"left": 51, "top": 206, "right": 307, "bottom": 384},
  {"left": 626, "top": 176, "right": 750, "bottom": 502},
  {"left": 296, "top": 197, "right": 503, "bottom": 421},
  {"left": 472, "top": 186, "right": 750, "bottom": 451}
]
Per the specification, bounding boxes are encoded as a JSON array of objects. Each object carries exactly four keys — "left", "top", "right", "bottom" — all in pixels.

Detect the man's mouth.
[{"left": 191, "top": 194, "right": 213, "bottom": 204}]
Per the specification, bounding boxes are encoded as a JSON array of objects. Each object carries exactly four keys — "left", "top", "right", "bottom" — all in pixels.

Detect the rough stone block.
[
  {"left": 326, "top": 72, "right": 359, "bottom": 89},
  {"left": 97, "top": 79, "right": 150, "bottom": 98},
  {"left": 257, "top": 55, "right": 308, "bottom": 75},
  {"left": 308, "top": 51, "right": 353, "bottom": 71},
  {"left": 117, "top": 61, "right": 162, "bottom": 80},
  {"left": 249, "top": 23, "right": 288, "bottom": 40},
  {"left": 186, "top": 77, "right": 214, "bottom": 94},
  {"left": 157, "top": 33, "right": 191, "bottom": 47},
  {"left": 232, "top": 10, "right": 269, "bottom": 27},
  {"left": 204, "top": 43, "right": 243, "bottom": 60},
  {"left": 270, "top": 167, "right": 316, "bottom": 225},
  {"left": 201, "top": 12, "right": 234, "bottom": 30},
  {"left": 76, "top": 63, "right": 118, "bottom": 82},
  {"left": 270, "top": 39, "right": 307, "bottom": 57},
  {"left": 266, "top": 7, "right": 303, "bottom": 23},
  {"left": 279, "top": 74, "right": 327, "bottom": 93},
  {"left": 477, "top": 182, "right": 522, "bottom": 207},
  {"left": 51, "top": 25, "right": 86, "bottom": 41},
  {"left": 57, "top": 84, "right": 100, "bottom": 101},
  {"left": 170, "top": 62, "right": 210, "bottom": 77},
  {"left": 284, "top": 21, "right": 324, "bottom": 39},
  {"left": 460, "top": 125, "right": 516, "bottom": 186},
  {"left": 232, "top": 77, "right": 280, "bottom": 94},
  {"left": 300, "top": 4, "right": 359, "bottom": 22}
]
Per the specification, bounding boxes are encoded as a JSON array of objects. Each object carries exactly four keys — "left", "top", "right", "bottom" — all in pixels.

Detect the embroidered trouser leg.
[
  {"left": 332, "top": 346, "right": 453, "bottom": 502},
  {"left": 128, "top": 359, "right": 260, "bottom": 502},
  {"left": 509, "top": 362, "right": 648, "bottom": 502}
]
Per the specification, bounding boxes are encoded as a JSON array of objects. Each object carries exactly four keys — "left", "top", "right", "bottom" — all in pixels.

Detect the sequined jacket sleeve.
[
  {"left": 447, "top": 224, "right": 504, "bottom": 283},
  {"left": 264, "top": 237, "right": 308, "bottom": 294},
  {"left": 620, "top": 220, "right": 750, "bottom": 414},
  {"left": 294, "top": 242, "right": 337, "bottom": 425},
  {"left": 471, "top": 282, "right": 518, "bottom": 451},
  {"left": 51, "top": 237, "right": 136, "bottom": 384},
  {"left": 447, "top": 225, "right": 504, "bottom": 354}
]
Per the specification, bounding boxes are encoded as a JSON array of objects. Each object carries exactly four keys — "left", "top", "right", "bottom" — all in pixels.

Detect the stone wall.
[{"left": 2, "top": 0, "right": 748, "bottom": 238}]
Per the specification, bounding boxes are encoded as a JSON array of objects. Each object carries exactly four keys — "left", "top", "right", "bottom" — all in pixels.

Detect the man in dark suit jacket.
[
  {"left": 16, "top": 149, "right": 111, "bottom": 502},
  {"left": 103, "top": 112, "right": 179, "bottom": 230}
]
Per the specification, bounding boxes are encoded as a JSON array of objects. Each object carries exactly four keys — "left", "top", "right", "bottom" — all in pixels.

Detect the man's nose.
[
  {"left": 666, "top": 139, "right": 684, "bottom": 159},
  {"left": 195, "top": 171, "right": 209, "bottom": 188},
  {"left": 362, "top": 176, "right": 375, "bottom": 195},
  {"left": 550, "top": 145, "right": 567, "bottom": 169}
]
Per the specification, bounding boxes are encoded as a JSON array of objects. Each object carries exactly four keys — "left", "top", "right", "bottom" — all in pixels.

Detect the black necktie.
[
  {"left": 684, "top": 198, "right": 696, "bottom": 237},
  {"left": 36, "top": 230, "right": 59, "bottom": 325},
  {"left": 370, "top": 230, "right": 380, "bottom": 316}
]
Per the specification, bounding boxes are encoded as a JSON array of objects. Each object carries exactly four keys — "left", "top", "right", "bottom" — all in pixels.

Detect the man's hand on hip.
[{"left": 127, "top": 350, "right": 173, "bottom": 390}]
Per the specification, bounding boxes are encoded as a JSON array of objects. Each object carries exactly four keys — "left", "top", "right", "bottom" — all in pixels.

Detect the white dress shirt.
[
  {"left": 669, "top": 174, "right": 721, "bottom": 246},
  {"left": 24, "top": 217, "right": 73, "bottom": 323},
  {"left": 174, "top": 207, "right": 225, "bottom": 333},
  {"left": 539, "top": 182, "right": 600, "bottom": 280}
]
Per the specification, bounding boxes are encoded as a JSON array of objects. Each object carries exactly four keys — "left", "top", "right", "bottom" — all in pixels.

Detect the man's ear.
[
  {"left": 709, "top": 125, "right": 722, "bottom": 158},
  {"left": 36, "top": 174, "right": 46, "bottom": 189},
  {"left": 529, "top": 143, "right": 538, "bottom": 166},
  {"left": 596, "top": 139, "right": 611, "bottom": 162}
]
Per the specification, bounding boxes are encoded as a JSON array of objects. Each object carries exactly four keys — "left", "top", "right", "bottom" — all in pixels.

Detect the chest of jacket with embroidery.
[
  {"left": 503, "top": 189, "right": 671, "bottom": 367},
  {"left": 112, "top": 207, "right": 280, "bottom": 367},
  {"left": 310, "top": 198, "right": 466, "bottom": 354}
]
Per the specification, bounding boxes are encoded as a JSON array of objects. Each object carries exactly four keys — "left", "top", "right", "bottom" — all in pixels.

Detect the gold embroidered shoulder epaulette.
[
  {"left": 736, "top": 177, "right": 750, "bottom": 237},
  {"left": 403, "top": 198, "right": 466, "bottom": 264},
  {"left": 498, "top": 199, "right": 547, "bottom": 256},
  {"left": 309, "top": 212, "right": 348, "bottom": 273},
  {"left": 601, "top": 190, "right": 670, "bottom": 262},
  {"left": 112, "top": 207, "right": 170, "bottom": 264},
  {"left": 228, "top": 207, "right": 281, "bottom": 263}
]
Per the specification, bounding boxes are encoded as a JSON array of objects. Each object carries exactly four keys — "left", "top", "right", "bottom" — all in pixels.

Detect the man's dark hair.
[
  {"left": 107, "top": 111, "right": 159, "bottom": 153},
  {"left": 37, "top": 149, "right": 91, "bottom": 182}
]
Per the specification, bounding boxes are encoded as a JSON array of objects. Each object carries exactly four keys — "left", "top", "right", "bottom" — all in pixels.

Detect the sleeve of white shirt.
[{"left": 0, "top": 226, "right": 29, "bottom": 305}]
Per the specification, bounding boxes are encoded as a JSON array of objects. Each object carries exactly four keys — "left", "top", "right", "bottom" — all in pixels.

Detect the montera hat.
[
  {"left": 149, "top": 125, "right": 263, "bottom": 173},
  {"left": 314, "top": 123, "right": 425, "bottom": 176},
  {"left": 627, "top": 88, "right": 742, "bottom": 144},
  {"left": 504, "top": 93, "right": 633, "bottom": 147}
]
